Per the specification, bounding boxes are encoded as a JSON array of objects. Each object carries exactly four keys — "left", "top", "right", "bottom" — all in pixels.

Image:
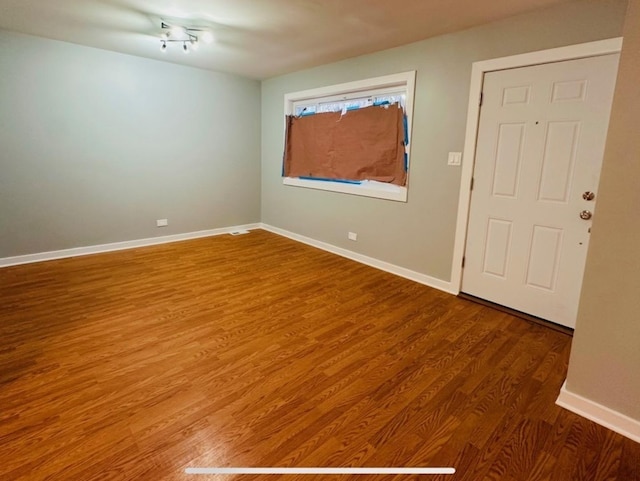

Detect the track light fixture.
[{"left": 159, "top": 21, "right": 212, "bottom": 53}]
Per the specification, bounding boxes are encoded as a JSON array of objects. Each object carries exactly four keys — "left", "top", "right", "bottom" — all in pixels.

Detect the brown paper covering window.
[{"left": 283, "top": 104, "right": 406, "bottom": 186}]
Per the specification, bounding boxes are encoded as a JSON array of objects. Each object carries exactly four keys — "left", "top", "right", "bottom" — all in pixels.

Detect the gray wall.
[
  {"left": 261, "top": 0, "right": 627, "bottom": 282},
  {"left": 566, "top": 0, "right": 640, "bottom": 421},
  {"left": 0, "top": 30, "right": 261, "bottom": 258}
]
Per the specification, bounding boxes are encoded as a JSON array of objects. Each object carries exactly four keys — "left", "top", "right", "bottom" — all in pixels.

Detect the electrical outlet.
[
  {"left": 348, "top": 232, "right": 358, "bottom": 241},
  {"left": 448, "top": 152, "right": 462, "bottom": 166},
  {"left": 156, "top": 219, "right": 168, "bottom": 227}
]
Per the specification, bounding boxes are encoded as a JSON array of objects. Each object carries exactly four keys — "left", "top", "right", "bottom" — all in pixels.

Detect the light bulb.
[{"left": 202, "top": 31, "right": 214, "bottom": 44}]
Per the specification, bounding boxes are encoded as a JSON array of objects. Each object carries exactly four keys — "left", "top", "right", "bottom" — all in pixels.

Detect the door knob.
[
  {"left": 580, "top": 210, "right": 592, "bottom": 220},
  {"left": 582, "top": 191, "right": 595, "bottom": 201}
]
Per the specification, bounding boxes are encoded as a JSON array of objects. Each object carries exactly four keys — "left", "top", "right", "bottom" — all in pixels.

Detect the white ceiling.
[{"left": 0, "top": 0, "right": 576, "bottom": 79}]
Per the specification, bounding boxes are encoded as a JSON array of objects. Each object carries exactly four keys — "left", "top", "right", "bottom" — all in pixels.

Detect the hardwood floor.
[{"left": 0, "top": 230, "right": 638, "bottom": 481}]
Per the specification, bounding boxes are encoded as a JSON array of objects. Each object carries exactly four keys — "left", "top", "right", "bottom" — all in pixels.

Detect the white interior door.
[{"left": 462, "top": 54, "right": 619, "bottom": 328}]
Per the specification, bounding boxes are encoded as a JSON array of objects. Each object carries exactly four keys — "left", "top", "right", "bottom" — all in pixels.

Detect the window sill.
[{"left": 283, "top": 177, "right": 407, "bottom": 202}]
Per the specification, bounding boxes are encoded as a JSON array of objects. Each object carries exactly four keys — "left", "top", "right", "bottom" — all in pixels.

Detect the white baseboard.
[
  {"left": 0, "top": 223, "right": 261, "bottom": 268},
  {"left": 556, "top": 381, "right": 640, "bottom": 443},
  {"left": 2, "top": 222, "right": 456, "bottom": 296},
  {"left": 260, "top": 223, "right": 456, "bottom": 294}
]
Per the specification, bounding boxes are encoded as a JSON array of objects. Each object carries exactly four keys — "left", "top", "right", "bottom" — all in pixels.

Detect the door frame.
[{"left": 450, "top": 37, "right": 623, "bottom": 294}]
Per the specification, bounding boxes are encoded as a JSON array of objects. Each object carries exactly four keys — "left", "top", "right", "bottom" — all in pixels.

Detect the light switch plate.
[{"left": 448, "top": 152, "right": 462, "bottom": 166}]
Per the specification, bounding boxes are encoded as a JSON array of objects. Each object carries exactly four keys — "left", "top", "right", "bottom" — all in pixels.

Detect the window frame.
[{"left": 283, "top": 71, "right": 416, "bottom": 202}]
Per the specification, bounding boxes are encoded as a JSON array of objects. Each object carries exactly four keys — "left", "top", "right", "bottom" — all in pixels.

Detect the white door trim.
[{"left": 450, "top": 38, "right": 623, "bottom": 294}]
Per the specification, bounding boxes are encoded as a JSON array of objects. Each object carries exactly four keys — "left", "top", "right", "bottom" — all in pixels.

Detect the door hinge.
[
  {"left": 479, "top": 91, "right": 483, "bottom": 106},
  {"left": 462, "top": 256, "right": 466, "bottom": 268},
  {"left": 470, "top": 177, "right": 474, "bottom": 191}
]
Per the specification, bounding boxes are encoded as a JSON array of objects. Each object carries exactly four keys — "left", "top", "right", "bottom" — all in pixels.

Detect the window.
[{"left": 282, "top": 71, "right": 416, "bottom": 202}]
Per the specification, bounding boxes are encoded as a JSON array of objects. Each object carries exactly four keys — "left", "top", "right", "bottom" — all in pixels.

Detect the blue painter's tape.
[
  {"left": 373, "top": 100, "right": 390, "bottom": 106},
  {"left": 299, "top": 176, "right": 362, "bottom": 185},
  {"left": 403, "top": 115, "right": 409, "bottom": 146},
  {"left": 300, "top": 111, "right": 316, "bottom": 116},
  {"left": 346, "top": 105, "right": 360, "bottom": 111}
]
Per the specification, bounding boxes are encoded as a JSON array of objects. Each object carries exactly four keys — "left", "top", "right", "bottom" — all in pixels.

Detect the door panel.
[
  {"left": 537, "top": 121, "right": 580, "bottom": 203},
  {"left": 492, "top": 123, "right": 525, "bottom": 197},
  {"left": 462, "top": 54, "right": 619, "bottom": 328},
  {"left": 525, "top": 225, "right": 563, "bottom": 291},
  {"left": 483, "top": 218, "right": 513, "bottom": 278}
]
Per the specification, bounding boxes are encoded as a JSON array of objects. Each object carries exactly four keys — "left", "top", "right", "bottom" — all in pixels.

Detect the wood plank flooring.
[{"left": 0, "top": 230, "right": 638, "bottom": 480}]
